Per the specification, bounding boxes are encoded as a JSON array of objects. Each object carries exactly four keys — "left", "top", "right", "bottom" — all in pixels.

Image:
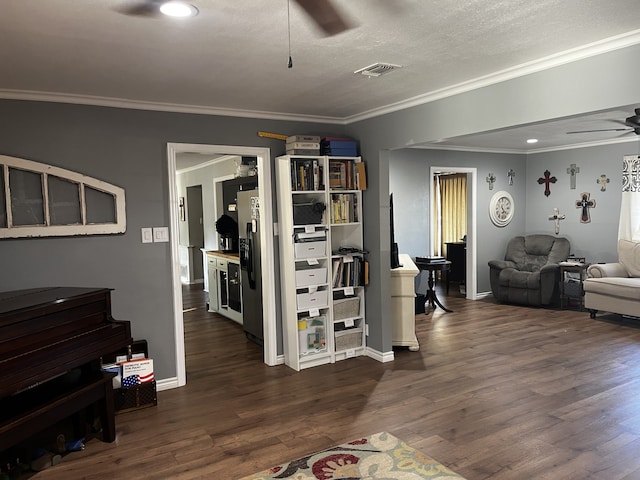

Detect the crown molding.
[
  {"left": 1, "top": 29, "right": 639, "bottom": 126},
  {"left": 0, "top": 90, "right": 344, "bottom": 125},
  {"left": 343, "top": 29, "right": 640, "bottom": 124}
]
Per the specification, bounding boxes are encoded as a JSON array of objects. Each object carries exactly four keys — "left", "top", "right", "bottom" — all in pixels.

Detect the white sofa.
[{"left": 584, "top": 239, "right": 640, "bottom": 319}]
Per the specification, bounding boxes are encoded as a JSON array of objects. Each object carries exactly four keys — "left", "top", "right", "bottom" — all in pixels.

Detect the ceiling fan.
[
  {"left": 118, "top": 0, "right": 351, "bottom": 36},
  {"left": 566, "top": 107, "right": 640, "bottom": 136}
]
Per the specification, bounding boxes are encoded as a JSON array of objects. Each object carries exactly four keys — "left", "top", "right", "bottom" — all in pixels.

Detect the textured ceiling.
[{"left": 2, "top": 0, "right": 640, "bottom": 150}]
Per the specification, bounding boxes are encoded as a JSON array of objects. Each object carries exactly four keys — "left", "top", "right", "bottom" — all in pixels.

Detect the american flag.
[{"left": 122, "top": 372, "right": 154, "bottom": 387}]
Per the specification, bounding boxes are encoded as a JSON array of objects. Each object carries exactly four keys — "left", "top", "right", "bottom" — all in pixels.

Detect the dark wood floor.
[{"left": 35, "top": 283, "right": 640, "bottom": 479}]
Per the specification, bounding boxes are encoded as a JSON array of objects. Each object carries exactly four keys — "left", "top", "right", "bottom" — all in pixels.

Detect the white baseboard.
[
  {"left": 366, "top": 347, "right": 395, "bottom": 363},
  {"left": 474, "top": 291, "right": 493, "bottom": 299},
  {"left": 156, "top": 377, "right": 180, "bottom": 391}
]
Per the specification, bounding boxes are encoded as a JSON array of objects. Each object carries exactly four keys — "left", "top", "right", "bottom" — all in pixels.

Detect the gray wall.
[
  {"left": 525, "top": 142, "right": 637, "bottom": 263},
  {"left": 389, "top": 148, "right": 526, "bottom": 294},
  {"left": 176, "top": 157, "right": 237, "bottom": 250},
  {"left": 0, "top": 100, "right": 346, "bottom": 381},
  {"left": 346, "top": 42, "right": 640, "bottom": 354},
  {"left": 1, "top": 41, "right": 639, "bottom": 381}
]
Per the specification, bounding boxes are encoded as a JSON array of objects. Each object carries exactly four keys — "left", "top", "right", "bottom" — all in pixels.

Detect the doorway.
[
  {"left": 167, "top": 143, "right": 278, "bottom": 389},
  {"left": 429, "top": 166, "right": 477, "bottom": 299}
]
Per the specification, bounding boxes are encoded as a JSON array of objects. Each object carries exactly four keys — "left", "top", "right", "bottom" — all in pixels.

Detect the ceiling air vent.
[{"left": 354, "top": 62, "right": 402, "bottom": 77}]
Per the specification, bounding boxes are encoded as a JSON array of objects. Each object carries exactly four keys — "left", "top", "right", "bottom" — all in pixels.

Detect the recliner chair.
[{"left": 488, "top": 234, "right": 570, "bottom": 306}]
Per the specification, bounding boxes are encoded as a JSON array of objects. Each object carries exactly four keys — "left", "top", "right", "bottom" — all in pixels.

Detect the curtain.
[
  {"left": 434, "top": 173, "right": 467, "bottom": 256},
  {"left": 433, "top": 175, "right": 442, "bottom": 256},
  {"left": 618, "top": 155, "right": 640, "bottom": 242}
]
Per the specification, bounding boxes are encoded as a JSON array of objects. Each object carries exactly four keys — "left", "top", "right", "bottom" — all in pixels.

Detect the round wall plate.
[{"left": 489, "top": 190, "right": 514, "bottom": 227}]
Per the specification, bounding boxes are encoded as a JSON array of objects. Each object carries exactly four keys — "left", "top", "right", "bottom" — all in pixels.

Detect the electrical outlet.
[
  {"left": 153, "top": 227, "right": 169, "bottom": 243},
  {"left": 141, "top": 227, "right": 153, "bottom": 244}
]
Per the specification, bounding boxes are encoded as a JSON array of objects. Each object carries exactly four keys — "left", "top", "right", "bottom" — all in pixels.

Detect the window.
[{"left": 0, "top": 155, "right": 126, "bottom": 238}]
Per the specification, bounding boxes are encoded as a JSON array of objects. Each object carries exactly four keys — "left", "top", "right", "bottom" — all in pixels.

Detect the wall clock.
[{"left": 489, "top": 191, "right": 514, "bottom": 227}]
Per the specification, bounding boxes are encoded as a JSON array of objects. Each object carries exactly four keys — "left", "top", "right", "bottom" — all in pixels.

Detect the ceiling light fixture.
[
  {"left": 160, "top": 1, "right": 198, "bottom": 17},
  {"left": 527, "top": 138, "right": 539, "bottom": 144}
]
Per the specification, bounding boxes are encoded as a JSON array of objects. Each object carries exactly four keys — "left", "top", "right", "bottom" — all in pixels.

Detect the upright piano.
[{"left": 0, "top": 287, "right": 132, "bottom": 452}]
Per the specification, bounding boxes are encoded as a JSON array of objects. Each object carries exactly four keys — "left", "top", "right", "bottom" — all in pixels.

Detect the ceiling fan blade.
[
  {"left": 293, "top": 0, "right": 351, "bottom": 36},
  {"left": 117, "top": 0, "right": 163, "bottom": 17},
  {"left": 566, "top": 128, "right": 632, "bottom": 134}
]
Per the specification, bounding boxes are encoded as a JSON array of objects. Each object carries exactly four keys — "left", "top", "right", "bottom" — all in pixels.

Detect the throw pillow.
[{"left": 618, "top": 239, "right": 640, "bottom": 277}]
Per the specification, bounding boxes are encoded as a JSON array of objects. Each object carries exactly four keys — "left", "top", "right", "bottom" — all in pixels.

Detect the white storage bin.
[
  {"left": 296, "top": 268, "right": 328, "bottom": 287},
  {"left": 296, "top": 290, "right": 329, "bottom": 310},
  {"left": 294, "top": 241, "right": 326, "bottom": 259}
]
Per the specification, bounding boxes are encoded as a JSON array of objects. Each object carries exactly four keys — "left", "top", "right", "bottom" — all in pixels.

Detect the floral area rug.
[{"left": 238, "top": 431, "right": 466, "bottom": 479}]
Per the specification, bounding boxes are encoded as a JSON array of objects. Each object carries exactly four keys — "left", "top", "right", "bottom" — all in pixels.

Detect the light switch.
[
  {"left": 153, "top": 227, "right": 169, "bottom": 243},
  {"left": 141, "top": 227, "right": 153, "bottom": 244}
]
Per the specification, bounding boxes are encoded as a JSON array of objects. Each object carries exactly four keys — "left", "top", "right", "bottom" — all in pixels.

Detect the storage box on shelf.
[{"left": 277, "top": 154, "right": 367, "bottom": 371}]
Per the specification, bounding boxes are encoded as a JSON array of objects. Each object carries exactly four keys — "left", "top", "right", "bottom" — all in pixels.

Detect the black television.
[{"left": 390, "top": 193, "right": 402, "bottom": 269}]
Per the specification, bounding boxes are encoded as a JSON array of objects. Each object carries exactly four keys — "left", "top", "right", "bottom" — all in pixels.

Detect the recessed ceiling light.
[
  {"left": 526, "top": 138, "right": 539, "bottom": 144},
  {"left": 160, "top": 2, "right": 198, "bottom": 17}
]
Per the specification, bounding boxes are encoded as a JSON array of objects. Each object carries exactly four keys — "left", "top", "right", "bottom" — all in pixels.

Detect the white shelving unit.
[{"left": 276, "top": 155, "right": 367, "bottom": 371}]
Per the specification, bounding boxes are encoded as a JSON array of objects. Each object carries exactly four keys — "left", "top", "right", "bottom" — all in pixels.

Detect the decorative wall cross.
[
  {"left": 507, "top": 169, "right": 515, "bottom": 185},
  {"left": 566, "top": 163, "right": 580, "bottom": 189},
  {"left": 597, "top": 174, "right": 610, "bottom": 191},
  {"left": 576, "top": 192, "right": 596, "bottom": 223},
  {"left": 548, "top": 208, "right": 566, "bottom": 234},
  {"left": 537, "top": 170, "right": 557, "bottom": 197},
  {"left": 486, "top": 172, "right": 496, "bottom": 190}
]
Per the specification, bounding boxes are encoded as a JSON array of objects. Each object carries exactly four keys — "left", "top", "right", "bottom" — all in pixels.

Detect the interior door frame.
[
  {"left": 429, "top": 166, "right": 477, "bottom": 299},
  {"left": 167, "top": 143, "right": 278, "bottom": 388}
]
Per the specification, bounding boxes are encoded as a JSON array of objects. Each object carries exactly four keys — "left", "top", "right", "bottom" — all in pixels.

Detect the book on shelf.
[
  {"left": 291, "top": 159, "right": 323, "bottom": 191},
  {"left": 332, "top": 255, "right": 365, "bottom": 288},
  {"left": 416, "top": 256, "right": 447, "bottom": 264},
  {"left": 356, "top": 162, "right": 367, "bottom": 190},
  {"left": 323, "top": 147, "right": 358, "bottom": 156},
  {"left": 287, "top": 135, "right": 321, "bottom": 144},
  {"left": 287, "top": 148, "right": 320, "bottom": 156},
  {"left": 331, "top": 193, "right": 358, "bottom": 224},
  {"left": 321, "top": 138, "right": 358, "bottom": 156},
  {"left": 329, "top": 159, "right": 361, "bottom": 189},
  {"left": 287, "top": 142, "right": 320, "bottom": 150}
]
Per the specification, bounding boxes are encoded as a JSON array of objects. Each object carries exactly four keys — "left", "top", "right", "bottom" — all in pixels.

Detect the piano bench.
[{"left": 0, "top": 371, "right": 117, "bottom": 452}]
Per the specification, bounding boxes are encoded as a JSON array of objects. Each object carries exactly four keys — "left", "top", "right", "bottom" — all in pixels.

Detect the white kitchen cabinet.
[{"left": 204, "top": 251, "right": 242, "bottom": 325}]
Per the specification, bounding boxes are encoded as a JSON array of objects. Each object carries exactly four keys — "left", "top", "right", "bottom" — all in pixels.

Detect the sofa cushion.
[
  {"left": 619, "top": 239, "right": 640, "bottom": 277},
  {"left": 583, "top": 277, "right": 640, "bottom": 300}
]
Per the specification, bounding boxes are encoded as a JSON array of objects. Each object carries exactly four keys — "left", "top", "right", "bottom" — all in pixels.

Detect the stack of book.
[
  {"left": 286, "top": 135, "right": 321, "bottom": 155},
  {"left": 331, "top": 193, "right": 358, "bottom": 223},
  {"left": 416, "top": 256, "right": 447, "bottom": 264},
  {"left": 328, "top": 159, "right": 367, "bottom": 190},
  {"left": 321, "top": 137, "right": 358, "bottom": 156},
  {"left": 331, "top": 255, "right": 366, "bottom": 288},
  {"left": 290, "top": 158, "right": 323, "bottom": 191}
]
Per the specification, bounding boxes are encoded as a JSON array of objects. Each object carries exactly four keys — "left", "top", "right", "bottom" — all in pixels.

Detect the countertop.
[{"left": 202, "top": 249, "right": 240, "bottom": 261}]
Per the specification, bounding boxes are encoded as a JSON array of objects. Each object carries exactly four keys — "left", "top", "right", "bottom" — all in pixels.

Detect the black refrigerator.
[{"left": 237, "top": 189, "right": 264, "bottom": 345}]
